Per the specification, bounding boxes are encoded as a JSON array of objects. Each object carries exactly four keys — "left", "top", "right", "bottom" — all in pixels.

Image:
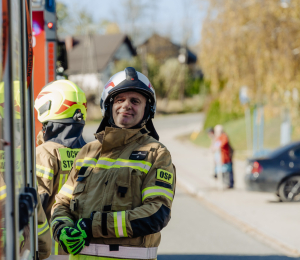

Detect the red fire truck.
[{"left": 32, "top": 0, "right": 57, "bottom": 138}]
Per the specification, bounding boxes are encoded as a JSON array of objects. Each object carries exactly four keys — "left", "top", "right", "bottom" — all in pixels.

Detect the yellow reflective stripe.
[
  {"left": 142, "top": 186, "right": 174, "bottom": 202},
  {"left": 38, "top": 219, "right": 49, "bottom": 236},
  {"left": 96, "top": 158, "right": 152, "bottom": 174},
  {"left": 55, "top": 241, "right": 59, "bottom": 255},
  {"left": 55, "top": 174, "right": 66, "bottom": 204},
  {"left": 36, "top": 164, "right": 54, "bottom": 173},
  {"left": 60, "top": 190, "right": 72, "bottom": 199},
  {"left": 113, "top": 211, "right": 127, "bottom": 238},
  {"left": 117, "top": 158, "right": 152, "bottom": 168},
  {"left": 36, "top": 164, "right": 54, "bottom": 180},
  {"left": 51, "top": 216, "right": 74, "bottom": 228},
  {"left": 0, "top": 185, "right": 6, "bottom": 200},
  {"left": 122, "top": 211, "right": 127, "bottom": 237},
  {"left": 38, "top": 219, "right": 47, "bottom": 229},
  {"left": 51, "top": 237, "right": 59, "bottom": 255},
  {"left": 76, "top": 157, "right": 152, "bottom": 174},
  {"left": 58, "top": 174, "right": 64, "bottom": 193},
  {"left": 75, "top": 158, "right": 97, "bottom": 170},
  {"left": 113, "top": 212, "right": 119, "bottom": 238},
  {"left": 59, "top": 183, "right": 74, "bottom": 199},
  {"left": 0, "top": 150, "right": 4, "bottom": 173}
]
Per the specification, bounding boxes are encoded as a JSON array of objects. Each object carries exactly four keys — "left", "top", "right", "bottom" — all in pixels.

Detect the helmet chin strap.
[{"left": 107, "top": 100, "right": 151, "bottom": 129}]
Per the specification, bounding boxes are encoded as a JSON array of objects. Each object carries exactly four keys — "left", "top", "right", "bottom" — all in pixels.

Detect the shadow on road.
[{"left": 158, "top": 255, "right": 298, "bottom": 260}]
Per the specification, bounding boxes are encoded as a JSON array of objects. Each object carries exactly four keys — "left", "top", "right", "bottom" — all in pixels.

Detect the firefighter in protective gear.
[
  {"left": 34, "top": 80, "right": 87, "bottom": 258},
  {"left": 51, "top": 67, "right": 176, "bottom": 260},
  {"left": 0, "top": 82, "right": 51, "bottom": 259}
]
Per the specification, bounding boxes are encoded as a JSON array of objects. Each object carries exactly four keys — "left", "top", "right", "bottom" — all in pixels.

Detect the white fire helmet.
[
  {"left": 100, "top": 67, "right": 156, "bottom": 118},
  {"left": 98, "top": 67, "right": 159, "bottom": 140}
]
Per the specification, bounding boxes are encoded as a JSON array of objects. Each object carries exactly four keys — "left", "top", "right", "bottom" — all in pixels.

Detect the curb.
[{"left": 177, "top": 176, "right": 300, "bottom": 258}]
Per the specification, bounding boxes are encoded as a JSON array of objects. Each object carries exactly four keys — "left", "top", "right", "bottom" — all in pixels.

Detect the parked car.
[{"left": 245, "top": 141, "right": 300, "bottom": 202}]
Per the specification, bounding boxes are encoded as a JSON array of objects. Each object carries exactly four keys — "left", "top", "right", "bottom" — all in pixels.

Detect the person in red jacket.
[{"left": 213, "top": 125, "right": 234, "bottom": 188}]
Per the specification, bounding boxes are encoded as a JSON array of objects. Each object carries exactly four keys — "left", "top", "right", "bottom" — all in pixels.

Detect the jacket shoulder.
[
  {"left": 139, "top": 135, "right": 170, "bottom": 153},
  {"left": 76, "top": 140, "right": 101, "bottom": 158},
  {"left": 36, "top": 142, "right": 66, "bottom": 158}
]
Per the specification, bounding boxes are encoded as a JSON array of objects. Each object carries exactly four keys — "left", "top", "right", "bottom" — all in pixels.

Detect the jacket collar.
[{"left": 94, "top": 126, "right": 149, "bottom": 153}]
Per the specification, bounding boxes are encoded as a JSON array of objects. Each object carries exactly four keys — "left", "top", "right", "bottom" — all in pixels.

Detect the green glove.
[
  {"left": 75, "top": 218, "right": 93, "bottom": 245},
  {"left": 58, "top": 227, "right": 85, "bottom": 255}
]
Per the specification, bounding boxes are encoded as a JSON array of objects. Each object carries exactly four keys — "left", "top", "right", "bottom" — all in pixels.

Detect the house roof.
[
  {"left": 66, "top": 33, "right": 136, "bottom": 75},
  {"left": 139, "top": 33, "right": 197, "bottom": 64}
]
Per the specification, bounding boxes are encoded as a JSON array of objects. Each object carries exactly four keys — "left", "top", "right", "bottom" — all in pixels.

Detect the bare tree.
[
  {"left": 121, "top": 0, "right": 149, "bottom": 45},
  {"left": 200, "top": 0, "right": 300, "bottom": 120}
]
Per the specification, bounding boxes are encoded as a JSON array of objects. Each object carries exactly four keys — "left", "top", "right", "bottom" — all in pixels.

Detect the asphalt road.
[{"left": 82, "top": 114, "right": 295, "bottom": 260}]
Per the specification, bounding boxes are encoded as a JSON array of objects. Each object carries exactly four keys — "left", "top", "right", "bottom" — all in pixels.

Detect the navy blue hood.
[{"left": 43, "top": 121, "right": 86, "bottom": 148}]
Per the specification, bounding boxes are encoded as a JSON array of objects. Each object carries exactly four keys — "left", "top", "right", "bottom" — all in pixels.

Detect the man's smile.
[{"left": 118, "top": 111, "right": 134, "bottom": 117}]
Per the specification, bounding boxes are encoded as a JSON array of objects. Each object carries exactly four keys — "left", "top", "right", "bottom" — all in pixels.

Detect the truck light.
[{"left": 47, "top": 22, "right": 53, "bottom": 29}]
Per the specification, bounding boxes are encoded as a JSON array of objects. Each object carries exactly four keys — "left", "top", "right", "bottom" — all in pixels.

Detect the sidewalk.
[
  {"left": 158, "top": 125, "right": 300, "bottom": 258},
  {"left": 83, "top": 116, "right": 300, "bottom": 257}
]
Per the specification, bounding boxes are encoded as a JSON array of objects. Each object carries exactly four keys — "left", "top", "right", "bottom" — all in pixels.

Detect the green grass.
[
  {"left": 192, "top": 116, "right": 284, "bottom": 156},
  {"left": 193, "top": 117, "right": 248, "bottom": 151}
]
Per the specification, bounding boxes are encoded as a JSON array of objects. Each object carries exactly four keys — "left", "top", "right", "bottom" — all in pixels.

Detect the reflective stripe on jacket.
[
  {"left": 36, "top": 132, "right": 81, "bottom": 256},
  {"left": 37, "top": 193, "right": 51, "bottom": 259},
  {"left": 51, "top": 126, "right": 176, "bottom": 260}
]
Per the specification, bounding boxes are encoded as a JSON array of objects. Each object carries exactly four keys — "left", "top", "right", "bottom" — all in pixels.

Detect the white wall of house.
[
  {"left": 114, "top": 43, "right": 133, "bottom": 61},
  {"left": 68, "top": 73, "right": 103, "bottom": 102}
]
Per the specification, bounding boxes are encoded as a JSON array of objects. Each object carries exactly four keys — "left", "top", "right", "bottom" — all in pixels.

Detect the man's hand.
[
  {"left": 58, "top": 227, "right": 85, "bottom": 255},
  {"left": 75, "top": 218, "right": 93, "bottom": 245}
]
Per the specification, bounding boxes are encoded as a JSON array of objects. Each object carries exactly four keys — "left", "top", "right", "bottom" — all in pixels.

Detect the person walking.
[
  {"left": 51, "top": 67, "right": 176, "bottom": 260},
  {"left": 213, "top": 125, "right": 234, "bottom": 188},
  {"left": 34, "top": 80, "right": 87, "bottom": 259},
  {"left": 206, "top": 127, "right": 218, "bottom": 179}
]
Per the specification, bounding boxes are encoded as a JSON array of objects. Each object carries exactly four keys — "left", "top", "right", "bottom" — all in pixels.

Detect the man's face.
[{"left": 112, "top": 91, "right": 146, "bottom": 128}]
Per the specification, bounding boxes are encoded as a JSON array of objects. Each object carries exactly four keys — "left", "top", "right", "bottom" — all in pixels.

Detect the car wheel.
[{"left": 278, "top": 176, "right": 300, "bottom": 202}]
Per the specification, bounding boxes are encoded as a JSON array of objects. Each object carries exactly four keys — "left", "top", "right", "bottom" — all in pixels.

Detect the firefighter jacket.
[
  {"left": 36, "top": 133, "right": 81, "bottom": 255},
  {"left": 51, "top": 126, "right": 176, "bottom": 260},
  {"left": 0, "top": 173, "right": 51, "bottom": 259}
]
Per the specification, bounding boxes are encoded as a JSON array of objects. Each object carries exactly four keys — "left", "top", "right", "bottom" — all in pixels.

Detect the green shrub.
[
  {"left": 185, "top": 77, "right": 201, "bottom": 97},
  {"left": 203, "top": 99, "right": 244, "bottom": 129}
]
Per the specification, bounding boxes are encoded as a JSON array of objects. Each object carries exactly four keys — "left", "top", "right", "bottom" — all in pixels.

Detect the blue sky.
[{"left": 58, "top": 0, "right": 208, "bottom": 46}]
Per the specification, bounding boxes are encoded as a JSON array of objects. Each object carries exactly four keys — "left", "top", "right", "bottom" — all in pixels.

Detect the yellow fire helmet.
[
  {"left": 0, "top": 81, "right": 21, "bottom": 119},
  {"left": 34, "top": 80, "right": 87, "bottom": 124}
]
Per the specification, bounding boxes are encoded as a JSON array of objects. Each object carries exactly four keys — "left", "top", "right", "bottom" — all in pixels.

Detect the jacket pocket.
[
  {"left": 76, "top": 167, "right": 93, "bottom": 182},
  {"left": 131, "top": 169, "right": 143, "bottom": 208},
  {"left": 73, "top": 183, "right": 85, "bottom": 195},
  {"left": 70, "top": 183, "right": 86, "bottom": 214},
  {"left": 111, "top": 168, "right": 133, "bottom": 211}
]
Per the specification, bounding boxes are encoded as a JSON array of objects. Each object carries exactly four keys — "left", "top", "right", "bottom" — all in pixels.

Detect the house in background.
[
  {"left": 138, "top": 33, "right": 197, "bottom": 64},
  {"left": 137, "top": 33, "right": 202, "bottom": 78},
  {"left": 64, "top": 33, "right": 136, "bottom": 97}
]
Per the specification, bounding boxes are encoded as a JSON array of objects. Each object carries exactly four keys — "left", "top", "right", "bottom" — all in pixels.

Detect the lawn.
[{"left": 191, "top": 116, "right": 294, "bottom": 159}]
